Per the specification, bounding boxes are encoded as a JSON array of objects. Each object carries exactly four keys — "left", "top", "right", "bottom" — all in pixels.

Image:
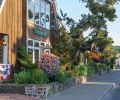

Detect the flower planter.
[{"left": 75, "top": 76, "right": 87, "bottom": 84}]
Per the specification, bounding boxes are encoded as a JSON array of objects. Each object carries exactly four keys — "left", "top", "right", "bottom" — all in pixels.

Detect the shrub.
[
  {"left": 13, "top": 69, "right": 48, "bottom": 84},
  {"left": 87, "top": 65, "right": 95, "bottom": 77},
  {"left": 74, "top": 65, "right": 88, "bottom": 76},
  {"left": 39, "top": 53, "right": 60, "bottom": 76},
  {"left": 31, "top": 69, "right": 48, "bottom": 84},
  {"left": 18, "top": 45, "right": 37, "bottom": 69},
  {"left": 54, "top": 70, "right": 71, "bottom": 83},
  {"left": 55, "top": 71, "right": 66, "bottom": 83},
  {"left": 13, "top": 70, "right": 31, "bottom": 84}
]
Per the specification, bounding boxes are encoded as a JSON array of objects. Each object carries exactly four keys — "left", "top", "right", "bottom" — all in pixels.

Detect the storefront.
[
  {"left": 0, "top": 0, "right": 58, "bottom": 66},
  {"left": 27, "top": 0, "right": 51, "bottom": 63}
]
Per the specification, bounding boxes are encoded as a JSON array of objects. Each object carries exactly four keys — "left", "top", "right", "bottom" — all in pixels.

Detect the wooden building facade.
[{"left": 0, "top": 0, "right": 59, "bottom": 66}]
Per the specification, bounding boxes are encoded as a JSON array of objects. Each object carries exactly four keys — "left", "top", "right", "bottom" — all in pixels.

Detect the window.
[
  {"left": 41, "top": 42, "right": 45, "bottom": 47},
  {"left": 35, "top": 49, "right": 39, "bottom": 62},
  {"left": 46, "top": 43, "right": 50, "bottom": 47},
  {"left": 28, "top": 48, "right": 33, "bottom": 62},
  {"left": 28, "top": 39, "right": 41, "bottom": 63},
  {"left": 40, "top": 0, "right": 46, "bottom": 27},
  {"left": 28, "top": 40, "right": 33, "bottom": 46},
  {"left": 46, "top": 2, "right": 50, "bottom": 29},
  {"left": 28, "top": 0, "right": 50, "bottom": 29},
  {"left": 28, "top": 0, "right": 34, "bottom": 22},
  {"left": 34, "top": 0, "right": 40, "bottom": 25},
  {"left": 0, "top": 0, "right": 3, "bottom": 7},
  {"left": 35, "top": 41, "right": 39, "bottom": 47},
  {"left": 45, "top": 49, "right": 50, "bottom": 53},
  {"left": 28, "top": 39, "right": 51, "bottom": 63}
]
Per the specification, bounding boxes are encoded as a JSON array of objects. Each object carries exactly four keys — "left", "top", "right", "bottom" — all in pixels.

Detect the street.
[
  {"left": 48, "top": 69, "right": 120, "bottom": 100},
  {"left": 103, "top": 85, "right": 120, "bottom": 100},
  {"left": 103, "top": 78, "right": 120, "bottom": 100}
]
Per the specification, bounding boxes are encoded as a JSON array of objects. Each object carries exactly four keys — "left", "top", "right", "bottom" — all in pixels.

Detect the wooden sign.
[{"left": 33, "top": 28, "right": 48, "bottom": 38}]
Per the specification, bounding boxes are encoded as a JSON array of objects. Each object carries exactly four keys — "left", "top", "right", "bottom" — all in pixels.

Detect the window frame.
[{"left": 27, "top": 0, "right": 50, "bottom": 30}]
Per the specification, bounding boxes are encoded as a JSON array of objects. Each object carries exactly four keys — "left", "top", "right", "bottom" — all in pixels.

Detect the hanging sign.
[{"left": 33, "top": 28, "right": 48, "bottom": 38}]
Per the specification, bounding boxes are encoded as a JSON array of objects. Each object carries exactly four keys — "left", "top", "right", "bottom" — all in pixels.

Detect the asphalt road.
[
  {"left": 103, "top": 69, "right": 120, "bottom": 100},
  {"left": 103, "top": 85, "right": 120, "bottom": 100},
  {"left": 48, "top": 69, "right": 120, "bottom": 100}
]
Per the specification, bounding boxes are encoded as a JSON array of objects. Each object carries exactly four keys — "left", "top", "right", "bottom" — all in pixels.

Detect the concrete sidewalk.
[
  {"left": 0, "top": 93, "right": 42, "bottom": 100},
  {"left": 48, "top": 69, "right": 120, "bottom": 100}
]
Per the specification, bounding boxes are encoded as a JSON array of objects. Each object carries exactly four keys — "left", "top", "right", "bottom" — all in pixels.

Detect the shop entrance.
[{"left": 0, "top": 34, "right": 8, "bottom": 64}]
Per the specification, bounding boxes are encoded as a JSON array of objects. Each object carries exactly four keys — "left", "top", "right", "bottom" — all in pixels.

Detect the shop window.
[
  {"left": 41, "top": 42, "right": 45, "bottom": 46},
  {"left": 28, "top": 39, "right": 33, "bottom": 46},
  {"left": 28, "top": 39, "right": 42, "bottom": 63},
  {"left": 35, "top": 0, "right": 40, "bottom": 25},
  {"left": 40, "top": 0, "right": 46, "bottom": 28},
  {"left": 46, "top": 2, "right": 50, "bottom": 29},
  {"left": 28, "top": 0, "right": 34, "bottom": 22},
  {"left": 35, "top": 41, "right": 39, "bottom": 47},
  {"left": 46, "top": 43, "right": 50, "bottom": 47},
  {"left": 28, "top": 48, "right": 33, "bottom": 62},
  {"left": 35, "top": 49, "right": 39, "bottom": 62},
  {"left": 28, "top": 0, "right": 50, "bottom": 30},
  {"left": 45, "top": 49, "right": 50, "bottom": 53}
]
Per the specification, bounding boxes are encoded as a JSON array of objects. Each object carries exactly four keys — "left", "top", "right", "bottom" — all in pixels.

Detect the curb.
[{"left": 99, "top": 83, "right": 115, "bottom": 100}]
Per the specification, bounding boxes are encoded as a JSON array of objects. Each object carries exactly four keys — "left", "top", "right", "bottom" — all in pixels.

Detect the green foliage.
[
  {"left": 13, "top": 70, "right": 31, "bottom": 84},
  {"left": 13, "top": 69, "right": 48, "bottom": 84},
  {"left": 55, "top": 70, "right": 71, "bottom": 83},
  {"left": 52, "top": 26, "right": 73, "bottom": 69},
  {"left": 18, "top": 45, "right": 37, "bottom": 69},
  {"left": 74, "top": 65, "right": 88, "bottom": 76},
  {"left": 87, "top": 65, "right": 95, "bottom": 76},
  {"left": 31, "top": 69, "right": 48, "bottom": 84}
]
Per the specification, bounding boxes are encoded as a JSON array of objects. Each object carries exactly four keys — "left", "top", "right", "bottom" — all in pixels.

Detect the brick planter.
[{"left": 75, "top": 76, "right": 87, "bottom": 84}]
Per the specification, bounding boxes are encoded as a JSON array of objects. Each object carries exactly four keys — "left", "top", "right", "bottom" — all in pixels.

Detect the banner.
[{"left": 0, "top": 64, "right": 11, "bottom": 81}]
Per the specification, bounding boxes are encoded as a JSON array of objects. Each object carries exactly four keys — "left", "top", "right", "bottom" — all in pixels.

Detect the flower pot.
[{"left": 75, "top": 76, "right": 87, "bottom": 84}]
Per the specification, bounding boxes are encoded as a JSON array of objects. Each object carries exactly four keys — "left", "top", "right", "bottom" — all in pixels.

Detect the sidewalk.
[
  {"left": 0, "top": 69, "right": 120, "bottom": 100},
  {"left": 48, "top": 69, "right": 120, "bottom": 100},
  {"left": 0, "top": 93, "right": 42, "bottom": 100}
]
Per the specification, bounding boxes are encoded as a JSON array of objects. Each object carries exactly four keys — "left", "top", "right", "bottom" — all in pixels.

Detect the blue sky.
[{"left": 56, "top": 0, "right": 120, "bottom": 46}]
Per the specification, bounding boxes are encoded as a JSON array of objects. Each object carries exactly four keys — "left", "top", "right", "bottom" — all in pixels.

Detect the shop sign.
[
  {"left": 0, "top": 64, "right": 11, "bottom": 81},
  {"left": 33, "top": 28, "right": 48, "bottom": 38}
]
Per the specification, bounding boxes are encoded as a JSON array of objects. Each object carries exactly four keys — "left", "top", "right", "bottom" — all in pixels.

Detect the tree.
[{"left": 52, "top": 25, "right": 73, "bottom": 70}]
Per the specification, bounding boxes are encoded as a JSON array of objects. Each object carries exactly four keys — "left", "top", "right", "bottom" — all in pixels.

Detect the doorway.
[{"left": 0, "top": 34, "right": 8, "bottom": 64}]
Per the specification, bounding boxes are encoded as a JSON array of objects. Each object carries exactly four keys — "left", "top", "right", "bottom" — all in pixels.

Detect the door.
[
  {"left": 0, "top": 35, "right": 3, "bottom": 63},
  {"left": 0, "top": 35, "right": 8, "bottom": 64}
]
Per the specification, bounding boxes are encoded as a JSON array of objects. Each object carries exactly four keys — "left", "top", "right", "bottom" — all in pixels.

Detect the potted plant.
[{"left": 74, "top": 65, "right": 88, "bottom": 84}]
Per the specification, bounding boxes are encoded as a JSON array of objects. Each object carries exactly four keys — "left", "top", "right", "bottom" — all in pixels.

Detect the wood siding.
[{"left": 0, "top": 0, "right": 27, "bottom": 65}]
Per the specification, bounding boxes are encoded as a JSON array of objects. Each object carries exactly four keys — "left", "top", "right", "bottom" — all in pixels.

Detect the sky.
[{"left": 56, "top": 0, "right": 120, "bottom": 46}]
